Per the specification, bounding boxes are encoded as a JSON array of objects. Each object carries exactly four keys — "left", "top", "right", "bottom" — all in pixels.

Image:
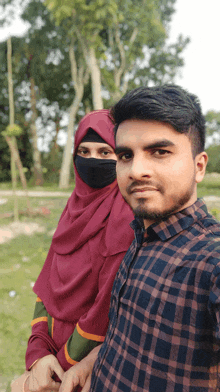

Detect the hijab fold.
[{"left": 33, "top": 110, "right": 134, "bottom": 325}]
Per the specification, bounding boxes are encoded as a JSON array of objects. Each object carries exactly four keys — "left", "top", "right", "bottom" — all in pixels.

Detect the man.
[
  {"left": 59, "top": 85, "right": 220, "bottom": 392},
  {"left": 88, "top": 85, "right": 220, "bottom": 392}
]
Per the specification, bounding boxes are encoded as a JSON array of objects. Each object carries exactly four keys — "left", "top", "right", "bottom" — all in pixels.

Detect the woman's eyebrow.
[{"left": 98, "top": 146, "right": 112, "bottom": 150}]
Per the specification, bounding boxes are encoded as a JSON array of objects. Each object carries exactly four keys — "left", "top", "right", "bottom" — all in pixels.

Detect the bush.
[
  {"left": 41, "top": 148, "right": 75, "bottom": 184},
  {"left": 206, "top": 145, "right": 220, "bottom": 173}
]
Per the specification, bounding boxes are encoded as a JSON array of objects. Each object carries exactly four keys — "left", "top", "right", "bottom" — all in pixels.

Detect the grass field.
[
  {"left": 198, "top": 172, "right": 220, "bottom": 198},
  {"left": 0, "top": 195, "right": 68, "bottom": 388},
  {"left": 0, "top": 173, "right": 220, "bottom": 388}
]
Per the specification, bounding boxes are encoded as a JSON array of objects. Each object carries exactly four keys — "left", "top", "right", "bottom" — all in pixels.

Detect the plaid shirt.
[{"left": 90, "top": 199, "right": 220, "bottom": 392}]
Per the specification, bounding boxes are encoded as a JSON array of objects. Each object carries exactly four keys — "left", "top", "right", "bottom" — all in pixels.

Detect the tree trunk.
[
  {"left": 7, "top": 37, "right": 19, "bottom": 220},
  {"left": 87, "top": 46, "right": 103, "bottom": 110},
  {"left": 59, "top": 94, "right": 83, "bottom": 189},
  {"left": 50, "top": 115, "right": 60, "bottom": 164},
  {"left": 6, "top": 37, "right": 31, "bottom": 215},
  {"left": 5, "top": 135, "right": 31, "bottom": 212},
  {"left": 75, "top": 31, "right": 103, "bottom": 110},
  {"left": 59, "top": 41, "right": 89, "bottom": 189},
  {"left": 11, "top": 139, "right": 19, "bottom": 221},
  {"left": 30, "top": 76, "right": 44, "bottom": 186}
]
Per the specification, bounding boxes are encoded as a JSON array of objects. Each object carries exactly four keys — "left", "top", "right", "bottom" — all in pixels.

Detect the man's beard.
[
  {"left": 133, "top": 191, "right": 193, "bottom": 221},
  {"left": 123, "top": 178, "right": 195, "bottom": 222}
]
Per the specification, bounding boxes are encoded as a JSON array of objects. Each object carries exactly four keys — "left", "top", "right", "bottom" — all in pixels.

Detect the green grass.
[
  {"left": 0, "top": 196, "right": 67, "bottom": 379},
  {"left": 0, "top": 180, "right": 75, "bottom": 192},
  {"left": 198, "top": 173, "right": 220, "bottom": 198}
]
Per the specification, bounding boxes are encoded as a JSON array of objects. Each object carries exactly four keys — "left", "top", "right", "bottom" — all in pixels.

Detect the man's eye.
[
  {"left": 79, "top": 150, "right": 88, "bottom": 155},
  {"left": 153, "top": 149, "right": 170, "bottom": 156},
  {"left": 118, "top": 153, "right": 132, "bottom": 161},
  {"left": 102, "top": 151, "right": 110, "bottom": 156}
]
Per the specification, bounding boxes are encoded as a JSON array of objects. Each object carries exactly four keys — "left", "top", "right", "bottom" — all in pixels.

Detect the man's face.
[{"left": 115, "top": 119, "right": 207, "bottom": 228}]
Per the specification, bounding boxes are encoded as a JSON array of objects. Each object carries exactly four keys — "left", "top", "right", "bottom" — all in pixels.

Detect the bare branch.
[
  {"left": 7, "top": 37, "right": 14, "bottom": 125},
  {"left": 83, "top": 68, "right": 89, "bottom": 85},
  {"left": 114, "top": 26, "right": 126, "bottom": 88},
  {"left": 129, "top": 27, "right": 138, "bottom": 46},
  {"left": 108, "top": 27, "right": 114, "bottom": 49},
  {"left": 69, "top": 39, "right": 78, "bottom": 86},
  {"left": 75, "top": 27, "right": 89, "bottom": 66}
]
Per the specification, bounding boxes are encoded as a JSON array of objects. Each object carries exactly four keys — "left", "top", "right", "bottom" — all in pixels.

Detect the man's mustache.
[{"left": 126, "top": 180, "right": 163, "bottom": 195}]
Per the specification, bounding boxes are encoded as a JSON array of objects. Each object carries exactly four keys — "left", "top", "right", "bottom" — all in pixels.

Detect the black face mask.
[{"left": 75, "top": 156, "right": 116, "bottom": 189}]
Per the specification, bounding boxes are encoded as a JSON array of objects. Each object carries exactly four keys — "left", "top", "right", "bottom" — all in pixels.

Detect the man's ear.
[{"left": 195, "top": 152, "right": 208, "bottom": 183}]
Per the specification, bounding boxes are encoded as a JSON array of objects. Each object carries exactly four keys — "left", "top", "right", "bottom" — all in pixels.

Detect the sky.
[
  {"left": 168, "top": 0, "right": 220, "bottom": 114},
  {"left": 0, "top": 0, "right": 219, "bottom": 115}
]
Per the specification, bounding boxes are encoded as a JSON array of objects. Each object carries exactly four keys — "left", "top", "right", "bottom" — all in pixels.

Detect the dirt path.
[
  {"left": 0, "top": 190, "right": 69, "bottom": 244},
  {"left": 0, "top": 190, "right": 71, "bottom": 197},
  {"left": 0, "top": 221, "right": 47, "bottom": 244}
]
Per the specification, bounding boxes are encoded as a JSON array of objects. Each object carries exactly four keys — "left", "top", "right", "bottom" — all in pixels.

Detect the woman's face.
[{"left": 77, "top": 142, "right": 117, "bottom": 160}]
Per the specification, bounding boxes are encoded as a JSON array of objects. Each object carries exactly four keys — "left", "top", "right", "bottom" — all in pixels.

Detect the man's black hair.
[{"left": 111, "top": 85, "right": 206, "bottom": 157}]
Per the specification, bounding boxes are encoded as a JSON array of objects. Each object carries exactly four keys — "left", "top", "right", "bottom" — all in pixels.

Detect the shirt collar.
[{"left": 131, "top": 199, "right": 209, "bottom": 242}]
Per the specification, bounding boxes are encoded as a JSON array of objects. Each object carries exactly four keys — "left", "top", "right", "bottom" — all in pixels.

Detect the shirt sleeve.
[
  {"left": 56, "top": 253, "right": 123, "bottom": 371},
  {"left": 25, "top": 297, "right": 58, "bottom": 370},
  {"left": 56, "top": 323, "right": 102, "bottom": 371}
]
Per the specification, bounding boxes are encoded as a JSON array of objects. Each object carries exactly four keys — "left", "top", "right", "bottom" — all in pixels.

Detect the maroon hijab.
[{"left": 33, "top": 110, "right": 134, "bottom": 325}]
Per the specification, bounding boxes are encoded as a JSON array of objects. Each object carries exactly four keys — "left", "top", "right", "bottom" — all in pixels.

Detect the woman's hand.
[
  {"left": 27, "top": 354, "right": 64, "bottom": 392},
  {"left": 60, "top": 345, "right": 102, "bottom": 392}
]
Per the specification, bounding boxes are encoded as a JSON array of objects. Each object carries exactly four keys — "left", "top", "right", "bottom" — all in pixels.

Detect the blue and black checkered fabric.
[{"left": 90, "top": 199, "right": 220, "bottom": 392}]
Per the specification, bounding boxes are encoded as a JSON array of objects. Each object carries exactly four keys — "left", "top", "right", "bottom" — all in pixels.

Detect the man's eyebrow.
[
  {"left": 114, "top": 146, "right": 132, "bottom": 155},
  {"left": 143, "top": 139, "right": 175, "bottom": 150},
  {"left": 115, "top": 140, "right": 175, "bottom": 155}
]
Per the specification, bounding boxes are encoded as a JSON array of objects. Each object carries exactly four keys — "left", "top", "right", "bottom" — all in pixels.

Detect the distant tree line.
[
  {"left": 205, "top": 111, "right": 220, "bottom": 173},
  {"left": 1, "top": 0, "right": 193, "bottom": 187}
]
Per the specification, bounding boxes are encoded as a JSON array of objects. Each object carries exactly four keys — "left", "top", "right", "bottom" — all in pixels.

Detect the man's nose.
[{"left": 129, "top": 156, "right": 153, "bottom": 180}]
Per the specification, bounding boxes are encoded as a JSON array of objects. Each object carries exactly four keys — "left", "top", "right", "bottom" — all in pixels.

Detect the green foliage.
[
  {"left": 0, "top": 0, "right": 189, "bottom": 186},
  {"left": 205, "top": 111, "right": 220, "bottom": 144},
  {"left": 0, "top": 118, "right": 33, "bottom": 183},
  {"left": 206, "top": 144, "right": 220, "bottom": 173},
  {"left": 45, "top": 0, "right": 189, "bottom": 107},
  {"left": 45, "top": 0, "right": 118, "bottom": 38},
  {"left": 0, "top": 1, "right": 77, "bottom": 183},
  {"left": 3, "top": 124, "right": 23, "bottom": 137},
  {"left": 41, "top": 148, "right": 70, "bottom": 183}
]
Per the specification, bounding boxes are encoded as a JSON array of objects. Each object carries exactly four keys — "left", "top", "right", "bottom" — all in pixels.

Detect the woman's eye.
[
  {"left": 79, "top": 150, "right": 88, "bottom": 155},
  {"left": 102, "top": 151, "right": 110, "bottom": 156}
]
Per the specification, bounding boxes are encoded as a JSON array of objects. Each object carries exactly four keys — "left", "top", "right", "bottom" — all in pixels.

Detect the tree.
[
  {"left": 1, "top": 0, "right": 189, "bottom": 189},
  {"left": 205, "top": 111, "right": 220, "bottom": 145},
  {"left": 45, "top": 0, "right": 189, "bottom": 108},
  {"left": 1, "top": 0, "right": 79, "bottom": 186},
  {"left": 21, "top": 0, "right": 92, "bottom": 188},
  {"left": 58, "top": 39, "right": 89, "bottom": 188},
  {"left": 206, "top": 144, "right": 220, "bottom": 174},
  {"left": 2, "top": 37, "right": 31, "bottom": 218},
  {"left": 44, "top": 0, "right": 189, "bottom": 188},
  {"left": 100, "top": 1, "right": 189, "bottom": 104},
  {"left": 44, "top": 0, "right": 119, "bottom": 110},
  {"left": 0, "top": 38, "right": 33, "bottom": 183}
]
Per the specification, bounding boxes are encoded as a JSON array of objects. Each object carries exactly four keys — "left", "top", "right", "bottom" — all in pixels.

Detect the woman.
[{"left": 12, "top": 109, "right": 134, "bottom": 392}]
